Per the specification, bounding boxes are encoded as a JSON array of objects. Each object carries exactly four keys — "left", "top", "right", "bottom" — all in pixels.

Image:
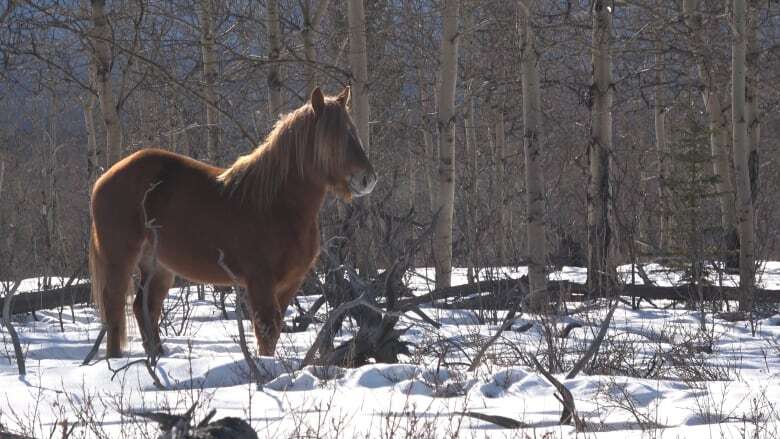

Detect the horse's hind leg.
[
  {"left": 133, "top": 252, "right": 175, "bottom": 357},
  {"left": 102, "top": 261, "right": 136, "bottom": 358}
]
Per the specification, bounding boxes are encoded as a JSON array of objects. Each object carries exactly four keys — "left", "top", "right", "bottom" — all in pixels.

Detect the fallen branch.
[
  {"left": 127, "top": 402, "right": 258, "bottom": 439},
  {"left": 529, "top": 355, "right": 585, "bottom": 431},
  {"left": 82, "top": 327, "right": 106, "bottom": 365},
  {"left": 566, "top": 301, "right": 618, "bottom": 379},
  {"left": 301, "top": 293, "right": 371, "bottom": 367},
  {"left": 463, "top": 411, "right": 529, "bottom": 429},
  {"left": 467, "top": 278, "right": 530, "bottom": 372},
  {"left": 1, "top": 281, "right": 25, "bottom": 375},
  {"left": 216, "top": 249, "right": 264, "bottom": 387}
]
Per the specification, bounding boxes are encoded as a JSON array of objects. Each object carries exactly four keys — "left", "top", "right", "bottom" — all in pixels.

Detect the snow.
[{"left": 0, "top": 266, "right": 779, "bottom": 438}]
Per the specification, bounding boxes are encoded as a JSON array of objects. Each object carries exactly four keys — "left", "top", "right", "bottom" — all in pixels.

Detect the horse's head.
[{"left": 310, "top": 86, "right": 377, "bottom": 201}]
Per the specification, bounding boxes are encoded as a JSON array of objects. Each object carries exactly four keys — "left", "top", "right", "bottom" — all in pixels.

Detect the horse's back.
[{"left": 91, "top": 149, "right": 221, "bottom": 256}]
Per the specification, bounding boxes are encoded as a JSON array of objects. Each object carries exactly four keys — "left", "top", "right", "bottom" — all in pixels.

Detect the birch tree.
[
  {"left": 682, "top": 0, "right": 738, "bottom": 265},
  {"left": 494, "top": 108, "right": 507, "bottom": 264},
  {"left": 432, "top": 0, "right": 459, "bottom": 288},
  {"left": 198, "top": 0, "right": 219, "bottom": 163},
  {"left": 82, "top": 64, "right": 99, "bottom": 185},
  {"left": 302, "top": 0, "right": 332, "bottom": 96},
  {"left": 347, "top": 0, "right": 370, "bottom": 154},
  {"left": 587, "top": 0, "right": 614, "bottom": 296},
  {"left": 89, "top": 0, "right": 122, "bottom": 167},
  {"left": 746, "top": 0, "right": 760, "bottom": 202},
  {"left": 518, "top": 0, "right": 546, "bottom": 310},
  {"left": 654, "top": 36, "right": 670, "bottom": 250},
  {"left": 267, "top": 0, "right": 283, "bottom": 117},
  {"left": 731, "top": 0, "right": 756, "bottom": 310}
]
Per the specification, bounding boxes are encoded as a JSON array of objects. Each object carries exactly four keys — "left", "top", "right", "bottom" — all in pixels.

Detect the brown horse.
[{"left": 89, "top": 87, "right": 376, "bottom": 358}]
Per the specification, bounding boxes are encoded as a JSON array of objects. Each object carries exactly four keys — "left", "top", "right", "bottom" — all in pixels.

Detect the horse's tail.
[{"left": 89, "top": 223, "right": 129, "bottom": 350}]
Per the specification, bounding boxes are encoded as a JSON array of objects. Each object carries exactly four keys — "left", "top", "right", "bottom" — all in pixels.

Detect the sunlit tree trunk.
[
  {"left": 267, "top": 0, "right": 283, "bottom": 117},
  {"left": 199, "top": 0, "right": 219, "bottom": 163},
  {"left": 432, "top": 0, "right": 459, "bottom": 288},
  {"left": 83, "top": 64, "right": 100, "bottom": 186},
  {"left": 587, "top": 0, "right": 614, "bottom": 297},
  {"left": 732, "top": 0, "right": 755, "bottom": 310},
  {"left": 302, "top": 0, "right": 332, "bottom": 95},
  {"left": 90, "top": 0, "right": 122, "bottom": 167},
  {"left": 518, "top": 1, "right": 547, "bottom": 310},
  {"left": 464, "top": 87, "right": 478, "bottom": 284},
  {"left": 654, "top": 38, "right": 670, "bottom": 251},
  {"left": 346, "top": 0, "right": 375, "bottom": 275},
  {"left": 746, "top": 0, "right": 760, "bottom": 203}
]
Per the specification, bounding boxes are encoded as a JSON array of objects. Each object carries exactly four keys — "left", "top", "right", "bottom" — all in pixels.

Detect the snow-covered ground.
[{"left": 1, "top": 265, "right": 780, "bottom": 438}]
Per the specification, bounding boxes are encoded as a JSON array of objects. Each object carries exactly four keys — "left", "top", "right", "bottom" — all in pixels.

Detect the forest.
[{"left": 0, "top": 1, "right": 779, "bottom": 438}]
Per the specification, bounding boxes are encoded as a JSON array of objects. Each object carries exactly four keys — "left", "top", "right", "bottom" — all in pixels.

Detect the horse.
[{"left": 89, "top": 87, "right": 377, "bottom": 358}]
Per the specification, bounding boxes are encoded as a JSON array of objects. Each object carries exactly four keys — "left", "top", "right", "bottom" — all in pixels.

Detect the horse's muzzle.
[{"left": 349, "top": 170, "right": 377, "bottom": 197}]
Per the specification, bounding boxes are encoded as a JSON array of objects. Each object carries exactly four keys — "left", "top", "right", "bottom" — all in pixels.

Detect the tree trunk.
[
  {"left": 746, "top": 0, "right": 760, "bottom": 203},
  {"left": 90, "top": 0, "right": 122, "bottom": 167},
  {"left": 654, "top": 38, "right": 670, "bottom": 251},
  {"left": 347, "top": 0, "right": 375, "bottom": 276},
  {"left": 494, "top": 109, "right": 507, "bottom": 265},
  {"left": 301, "top": 0, "right": 331, "bottom": 94},
  {"left": 587, "top": 0, "right": 614, "bottom": 297},
  {"left": 432, "top": 0, "right": 459, "bottom": 289},
  {"left": 464, "top": 87, "right": 479, "bottom": 284},
  {"left": 518, "top": 1, "right": 547, "bottom": 311},
  {"left": 198, "top": 0, "right": 219, "bottom": 163},
  {"left": 267, "top": 0, "right": 283, "bottom": 117},
  {"left": 731, "top": 0, "right": 755, "bottom": 311},
  {"left": 682, "top": 0, "right": 738, "bottom": 266},
  {"left": 83, "top": 65, "right": 100, "bottom": 186}
]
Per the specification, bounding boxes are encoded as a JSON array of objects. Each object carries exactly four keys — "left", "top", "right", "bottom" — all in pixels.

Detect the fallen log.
[
  {"left": 396, "top": 278, "right": 780, "bottom": 310},
  {"left": 7, "top": 278, "right": 780, "bottom": 317},
  {"left": 2, "top": 283, "right": 91, "bottom": 315}
]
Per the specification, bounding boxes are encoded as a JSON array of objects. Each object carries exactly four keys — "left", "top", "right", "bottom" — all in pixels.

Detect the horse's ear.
[
  {"left": 311, "top": 87, "right": 325, "bottom": 116},
  {"left": 336, "top": 86, "right": 351, "bottom": 108}
]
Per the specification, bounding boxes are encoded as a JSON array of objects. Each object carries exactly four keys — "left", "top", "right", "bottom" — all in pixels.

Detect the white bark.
[
  {"left": 587, "top": 0, "right": 614, "bottom": 296},
  {"left": 683, "top": 0, "right": 738, "bottom": 257},
  {"left": 90, "top": 0, "right": 122, "bottom": 166},
  {"left": 432, "top": 0, "right": 459, "bottom": 288},
  {"left": 83, "top": 64, "right": 99, "bottom": 185},
  {"left": 302, "top": 0, "right": 332, "bottom": 95},
  {"left": 746, "top": 0, "right": 760, "bottom": 202},
  {"left": 494, "top": 109, "right": 507, "bottom": 264},
  {"left": 267, "top": 0, "right": 283, "bottom": 117},
  {"left": 464, "top": 88, "right": 478, "bottom": 284},
  {"left": 654, "top": 38, "right": 670, "bottom": 250},
  {"left": 199, "top": 0, "right": 219, "bottom": 163},
  {"left": 347, "top": 0, "right": 370, "bottom": 154},
  {"left": 732, "top": 0, "right": 756, "bottom": 309},
  {"left": 518, "top": 1, "right": 547, "bottom": 309}
]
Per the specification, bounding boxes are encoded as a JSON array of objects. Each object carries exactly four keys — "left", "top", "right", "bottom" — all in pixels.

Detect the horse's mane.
[{"left": 217, "top": 98, "right": 348, "bottom": 212}]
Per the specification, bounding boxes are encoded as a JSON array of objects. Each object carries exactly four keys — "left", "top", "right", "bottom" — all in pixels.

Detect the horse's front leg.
[{"left": 245, "top": 279, "right": 283, "bottom": 356}]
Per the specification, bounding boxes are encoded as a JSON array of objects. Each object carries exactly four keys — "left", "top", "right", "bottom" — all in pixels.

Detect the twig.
[
  {"left": 216, "top": 249, "right": 263, "bottom": 387},
  {"left": 468, "top": 304, "right": 521, "bottom": 372},
  {"left": 139, "top": 181, "right": 163, "bottom": 359}
]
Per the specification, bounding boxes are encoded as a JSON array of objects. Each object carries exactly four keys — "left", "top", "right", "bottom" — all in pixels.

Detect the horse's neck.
[{"left": 274, "top": 174, "right": 327, "bottom": 226}]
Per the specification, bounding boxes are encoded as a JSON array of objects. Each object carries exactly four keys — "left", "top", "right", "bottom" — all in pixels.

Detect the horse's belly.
[{"left": 155, "top": 237, "right": 237, "bottom": 286}]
